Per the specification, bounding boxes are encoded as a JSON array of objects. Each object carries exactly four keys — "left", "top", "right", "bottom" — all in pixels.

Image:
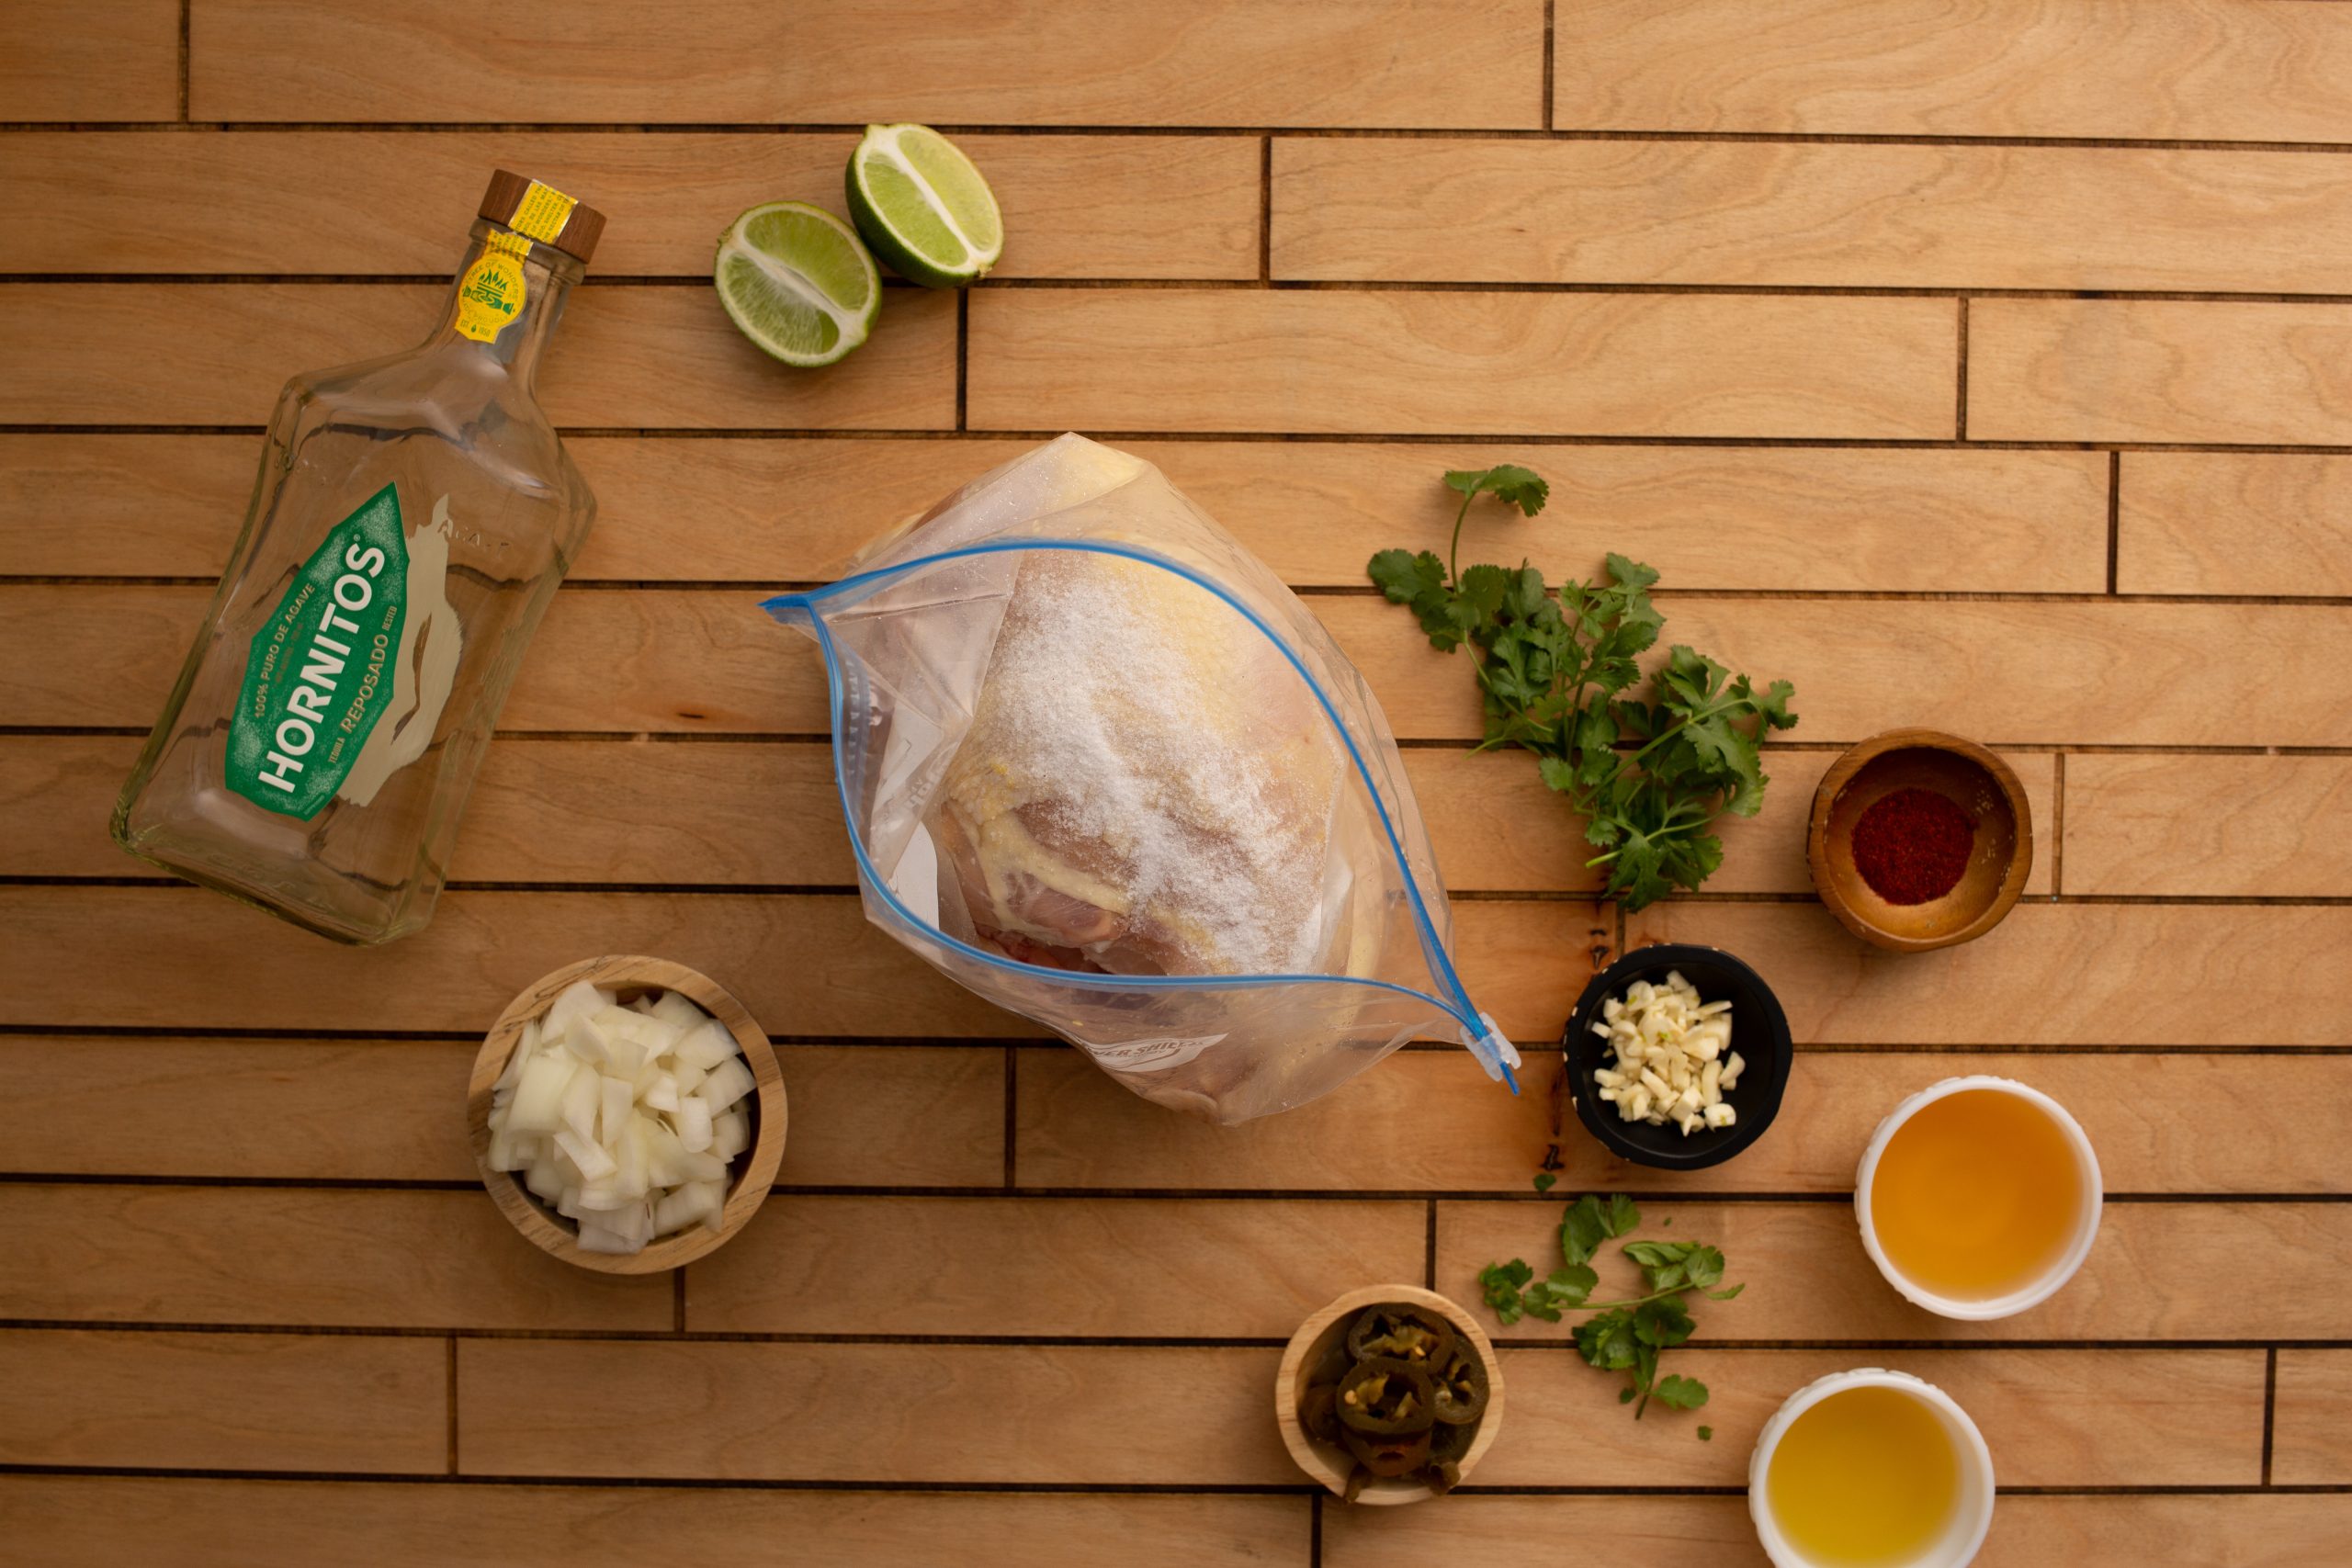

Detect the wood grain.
[
  {"left": 967, "top": 290, "right": 1959, "bottom": 437},
  {"left": 2270, "top": 1349, "right": 2352, "bottom": 1484},
  {"left": 1326, "top": 1494, "right": 2352, "bottom": 1568},
  {"left": 0, "top": 1185, "right": 671, "bottom": 1330},
  {"left": 0, "top": 434, "right": 2113, "bottom": 592},
  {"left": 0, "top": 131, "right": 1261, "bottom": 280},
  {"left": 0, "top": 1035, "right": 1001, "bottom": 1188},
  {"left": 458, "top": 1340, "right": 1296, "bottom": 1483},
  {"left": 2119, "top": 452, "right": 2352, "bottom": 596},
  {"left": 1625, "top": 900, "right": 2352, "bottom": 1046},
  {"left": 1969, "top": 299, "right": 2352, "bottom": 445},
  {"left": 0, "top": 886, "right": 1600, "bottom": 1043},
  {"left": 0, "top": 1330, "right": 445, "bottom": 1472},
  {"left": 0, "top": 3, "right": 180, "bottom": 120},
  {"left": 1438, "top": 1201, "right": 2352, "bottom": 1343},
  {"left": 684, "top": 1197, "right": 1424, "bottom": 1336},
  {"left": 1274, "top": 140, "right": 2352, "bottom": 292},
  {"left": 1480, "top": 1347, "right": 2261, "bottom": 1488},
  {"left": 0, "top": 284, "right": 958, "bottom": 429},
  {"left": 1020, "top": 1050, "right": 2352, "bottom": 1196},
  {"left": 2063, "top": 754, "right": 2352, "bottom": 897},
  {"left": 1, "top": 734, "right": 2057, "bottom": 897},
  {"left": 188, "top": 0, "right": 1545, "bottom": 128},
  {"left": 1554, "top": 0, "right": 2352, "bottom": 140},
  {"left": 27, "top": 584, "right": 2348, "bottom": 747},
  {"left": 0, "top": 1478, "right": 1307, "bottom": 1567}
]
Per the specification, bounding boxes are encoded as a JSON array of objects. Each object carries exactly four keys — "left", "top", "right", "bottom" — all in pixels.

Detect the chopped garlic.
[{"left": 1589, "top": 968, "right": 1740, "bottom": 1138}]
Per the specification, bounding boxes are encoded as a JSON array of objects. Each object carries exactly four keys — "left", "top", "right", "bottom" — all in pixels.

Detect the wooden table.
[{"left": 5, "top": 3, "right": 2350, "bottom": 1562}]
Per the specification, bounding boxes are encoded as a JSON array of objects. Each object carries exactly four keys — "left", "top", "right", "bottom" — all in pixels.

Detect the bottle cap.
[{"left": 477, "top": 170, "right": 605, "bottom": 266}]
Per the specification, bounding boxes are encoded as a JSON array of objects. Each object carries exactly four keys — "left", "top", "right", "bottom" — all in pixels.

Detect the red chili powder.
[{"left": 1850, "top": 786, "right": 1975, "bottom": 905}]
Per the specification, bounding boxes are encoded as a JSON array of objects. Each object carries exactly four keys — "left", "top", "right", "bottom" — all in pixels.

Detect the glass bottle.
[{"left": 113, "top": 171, "right": 606, "bottom": 944}]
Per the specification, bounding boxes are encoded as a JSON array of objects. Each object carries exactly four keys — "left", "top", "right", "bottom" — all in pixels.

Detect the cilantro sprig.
[
  {"left": 1369, "top": 468, "right": 1797, "bottom": 909},
  {"left": 1476, "top": 1194, "right": 1743, "bottom": 1421}
]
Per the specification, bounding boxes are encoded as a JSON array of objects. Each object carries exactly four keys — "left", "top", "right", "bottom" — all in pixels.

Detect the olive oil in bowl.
[
  {"left": 1749, "top": 1370, "right": 1995, "bottom": 1568},
  {"left": 1857, "top": 1077, "right": 2102, "bottom": 1319}
]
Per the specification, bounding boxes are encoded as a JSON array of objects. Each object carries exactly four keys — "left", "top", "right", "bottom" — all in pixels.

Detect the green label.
[{"left": 227, "top": 483, "right": 410, "bottom": 820}]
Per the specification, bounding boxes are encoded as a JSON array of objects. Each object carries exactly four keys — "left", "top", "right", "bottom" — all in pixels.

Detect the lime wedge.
[
  {"left": 845, "top": 124, "right": 1004, "bottom": 288},
  {"left": 713, "top": 201, "right": 880, "bottom": 367}
]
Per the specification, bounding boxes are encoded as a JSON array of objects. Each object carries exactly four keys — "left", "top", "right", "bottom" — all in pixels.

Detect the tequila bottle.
[{"left": 113, "top": 172, "right": 606, "bottom": 943}]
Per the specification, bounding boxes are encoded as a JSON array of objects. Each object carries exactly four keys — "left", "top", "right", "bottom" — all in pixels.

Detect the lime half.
[
  {"left": 713, "top": 201, "right": 880, "bottom": 367},
  {"left": 846, "top": 124, "right": 1004, "bottom": 288}
]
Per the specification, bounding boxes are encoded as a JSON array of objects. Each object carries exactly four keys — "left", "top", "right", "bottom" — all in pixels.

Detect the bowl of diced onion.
[
  {"left": 1564, "top": 943, "right": 1791, "bottom": 1171},
  {"left": 468, "top": 954, "right": 786, "bottom": 1273}
]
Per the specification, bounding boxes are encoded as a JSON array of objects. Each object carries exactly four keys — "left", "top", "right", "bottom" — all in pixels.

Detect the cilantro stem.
[{"left": 1447, "top": 489, "right": 1476, "bottom": 586}]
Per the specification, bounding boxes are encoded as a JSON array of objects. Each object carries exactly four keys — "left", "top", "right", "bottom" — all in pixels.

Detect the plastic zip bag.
[{"left": 765, "top": 434, "right": 1518, "bottom": 1122}]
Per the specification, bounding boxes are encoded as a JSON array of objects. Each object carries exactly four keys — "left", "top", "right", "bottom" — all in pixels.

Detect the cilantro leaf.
[
  {"left": 1532, "top": 1171, "right": 1557, "bottom": 1194},
  {"left": 1656, "top": 1375, "right": 1708, "bottom": 1411},
  {"left": 1698, "top": 1425, "right": 1713, "bottom": 1441},
  {"left": 1372, "top": 474, "right": 1796, "bottom": 909},
  {"left": 1444, "top": 464, "right": 1551, "bottom": 516}
]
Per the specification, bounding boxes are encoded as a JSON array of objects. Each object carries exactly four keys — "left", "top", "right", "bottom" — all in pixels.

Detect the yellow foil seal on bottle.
[{"left": 454, "top": 180, "right": 580, "bottom": 344}]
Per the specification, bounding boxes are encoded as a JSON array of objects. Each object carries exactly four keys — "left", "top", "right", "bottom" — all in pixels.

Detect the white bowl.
[
  {"left": 1748, "top": 1367, "right": 1996, "bottom": 1568},
  {"left": 1854, "top": 1074, "right": 2102, "bottom": 1320}
]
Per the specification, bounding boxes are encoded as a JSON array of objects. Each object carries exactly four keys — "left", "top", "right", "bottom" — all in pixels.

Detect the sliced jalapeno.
[
  {"left": 1346, "top": 1304, "right": 1458, "bottom": 1369},
  {"left": 1299, "top": 1380, "right": 1341, "bottom": 1445},
  {"left": 1431, "top": 1342, "right": 1490, "bottom": 1426},
  {"left": 1335, "top": 1355, "right": 1436, "bottom": 1436},
  {"left": 1342, "top": 1423, "right": 1434, "bottom": 1477}
]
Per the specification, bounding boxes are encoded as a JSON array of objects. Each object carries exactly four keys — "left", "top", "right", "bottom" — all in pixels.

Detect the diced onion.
[{"left": 485, "top": 982, "right": 753, "bottom": 1255}]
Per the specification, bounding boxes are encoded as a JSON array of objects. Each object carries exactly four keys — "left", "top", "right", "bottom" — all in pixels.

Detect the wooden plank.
[
  {"left": 0, "top": 886, "right": 1595, "bottom": 1043},
  {"left": 1020, "top": 1050, "right": 2352, "bottom": 1196},
  {"left": 2118, "top": 452, "right": 2352, "bottom": 596},
  {"left": 458, "top": 1340, "right": 1295, "bottom": 1483},
  {"left": 1438, "top": 1201, "right": 2352, "bottom": 1344},
  {"left": 1274, "top": 141, "right": 2352, "bottom": 292},
  {"left": 1327, "top": 1494, "right": 2352, "bottom": 1568},
  {"left": 189, "top": 0, "right": 1544, "bottom": 129},
  {"left": 0, "top": 434, "right": 2113, "bottom": 592},
  {"left": 1969, "top": 299, "right": 2352, "bottom": 445},
  {"left": 0, "top": 284, "right": 958, "bottom": 429},
  {"left": 457, "top": 1338, "right": 2251, "bottom": 1487},
  {"left": 1553, "top": 0, "right": 2352, "bottom": 141},
  {"left": 0, "top": 1038, "right": 480, "bottom": 1182},
  {"left": 35, "top": 585, "right": 2348, "bottom": 748},
  {"left": 967, "top": 290, "right": 1958, "bottom": 437},
  {"left": 2271, "top": 1349, "right": 2352, "bottom": 1484},
  {"left": 0, "top": 131, "right": 1261, "bottom": 280},
  {"left": 0, "top": 734, "right": 2055, "bottom": 898},
  {"left": 1627, "top": 900, "right": 2352, "bottom": 1046},
  {"left": 0, "top": 1037, "right": 1001, "bottom": 1189},
  {"left": 1478, "top": 1347, "right": 2260, "bottom": 1488},
  {"left": 0, "top": 1476, "right": 1309, "bottom": 1568},
  {"left": 0, "top": 1329, "right": 444, "bottom": 1472},
  {"left": 0, "top": 1185, "right": 670, "bottom": 1330},
  {"left": 685, "top": 1197, "right": 1424, "bottom": 1337},
  {"left": 2064, "top": 755, "right": 2352, "bottom": 897},
  {"left": 0, "top": 3, "right": 180, "bottom": 120}
]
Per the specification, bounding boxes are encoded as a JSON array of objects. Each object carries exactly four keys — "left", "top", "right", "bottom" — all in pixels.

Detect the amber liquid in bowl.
[{"left": 1870, "top": 1089, "right": 2086, "bottom": 1301}]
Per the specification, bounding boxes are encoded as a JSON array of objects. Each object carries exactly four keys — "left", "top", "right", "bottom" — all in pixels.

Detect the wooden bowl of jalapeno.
[{"left": 1276, "top": 1283, "right": 1504, "bottom": 1506}]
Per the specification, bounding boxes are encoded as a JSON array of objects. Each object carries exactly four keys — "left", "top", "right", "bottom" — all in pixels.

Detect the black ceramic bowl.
[{"left": 1564, "top": 943, "right": 1792, "bottom": 1171}]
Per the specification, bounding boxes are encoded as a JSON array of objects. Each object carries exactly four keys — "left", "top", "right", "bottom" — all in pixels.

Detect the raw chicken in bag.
[{"left": 765, "top": 435, "right": 1518, "bottom": 1122}]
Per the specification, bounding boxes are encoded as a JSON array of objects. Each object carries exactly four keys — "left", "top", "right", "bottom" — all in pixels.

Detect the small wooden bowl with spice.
[{"left": 1808, "top": 728, "right": 2032, "bottom": 953}]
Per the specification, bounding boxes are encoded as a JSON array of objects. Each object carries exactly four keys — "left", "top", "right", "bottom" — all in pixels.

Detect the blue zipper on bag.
[{"left": 765, "top": 536, "right": 1519, "bottom": 1092}]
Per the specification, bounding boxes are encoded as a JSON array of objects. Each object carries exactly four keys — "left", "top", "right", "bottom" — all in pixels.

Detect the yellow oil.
[
  {"left": 1870, "top": 1088, "right": 2084, "bottom": 1301},
  {"left": 1765, "top": 1385, "right": 1960, "bottom": 1566}
]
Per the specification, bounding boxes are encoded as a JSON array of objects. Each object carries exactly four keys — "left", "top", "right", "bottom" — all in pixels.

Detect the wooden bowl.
[
  {"left": 467, "top": 954, "right": 786, "bottom": 1274},
  {"left": 1275, "top": 1283, "right": 1504, "bottom": 1505},
  {"left": 1808, "top": 729, "right": 2032, "bottom": 953}
]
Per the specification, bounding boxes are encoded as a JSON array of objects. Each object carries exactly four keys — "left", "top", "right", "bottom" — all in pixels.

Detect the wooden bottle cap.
[{"left": 477, "top": 169, "right": 605, "bottom": 265}]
